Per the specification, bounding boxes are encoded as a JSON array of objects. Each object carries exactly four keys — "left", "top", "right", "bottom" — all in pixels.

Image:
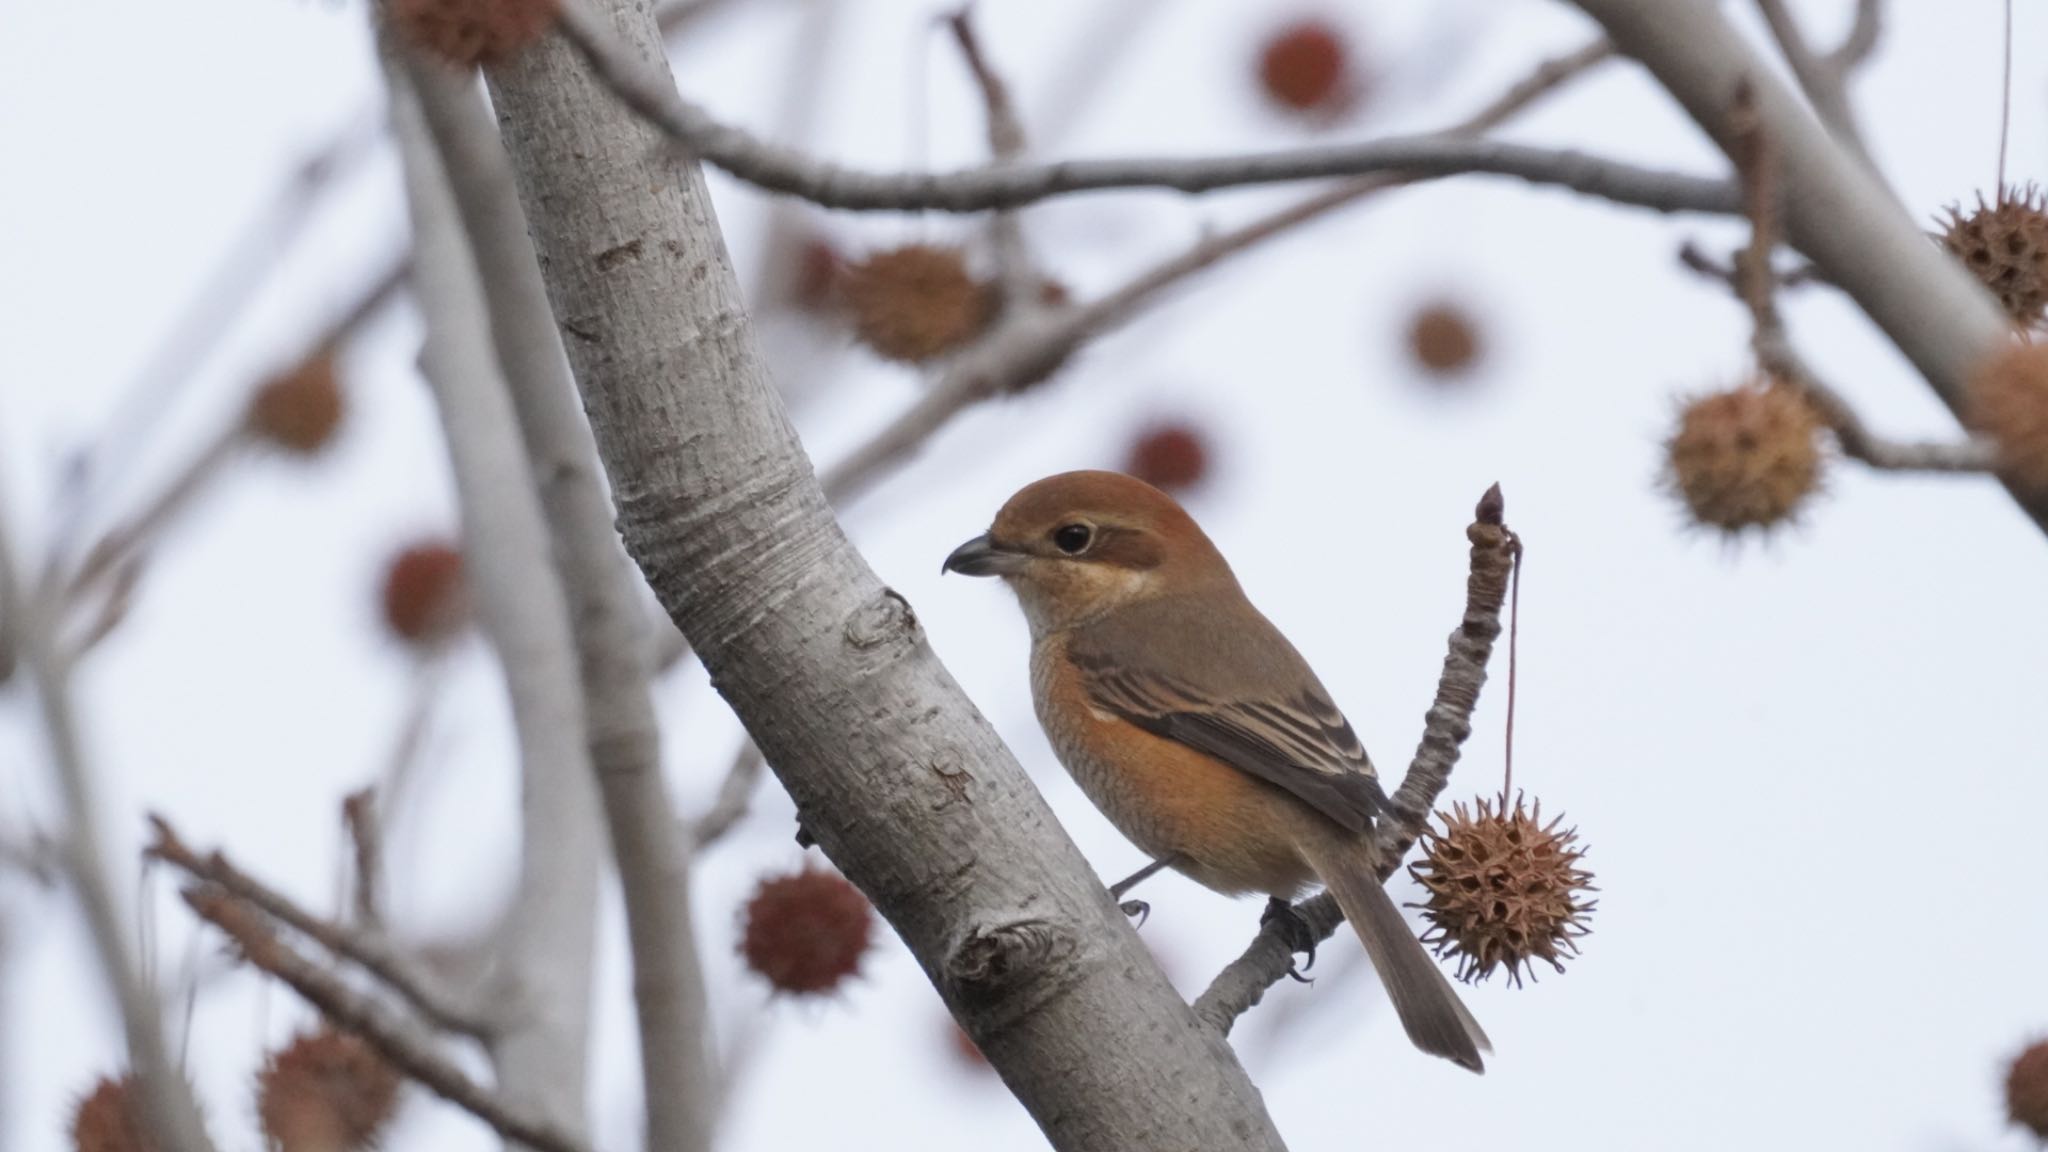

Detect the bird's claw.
[
  {"left": 1118, "top": 899, "right": 1151, "bottom": 928},
  {"left": 1261, "top": 897, "right": 1318, "bottom": 983}
]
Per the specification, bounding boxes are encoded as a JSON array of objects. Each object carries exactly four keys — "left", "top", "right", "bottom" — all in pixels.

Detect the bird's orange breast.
[{"left": 1030, "top": 634, "right": 1320, "bottom": 899}]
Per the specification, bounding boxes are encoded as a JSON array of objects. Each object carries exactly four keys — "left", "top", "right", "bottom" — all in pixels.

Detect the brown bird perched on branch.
[{"left": 944, "top": 470, "right": 1488, "bottom": 1072}]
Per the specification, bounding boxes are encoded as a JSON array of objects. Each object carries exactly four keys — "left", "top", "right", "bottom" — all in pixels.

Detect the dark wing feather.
[{"left": 1068, "top": 599, "right": 1388, "bottom": 834}]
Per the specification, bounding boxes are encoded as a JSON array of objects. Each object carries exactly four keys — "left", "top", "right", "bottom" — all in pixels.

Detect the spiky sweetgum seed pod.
[
  {"left": 71, "top": 1075, "right": 158, "bottom": 1152},
  {"left": 1257, "top": 19, "right": 1354, "bottom": 114},
  {"left": 1123, "top": 423, "right": 1211, "bottom": 492},
  {"left": 739, "top": 865, "right": 873, "bottom": 995},
  {"left": 843, "top": 244, "right": 994, "bottom": 363},
  {"left": 1408, "top": 792, "right": 1596, "bottom": 987},
  {"left": 258, "top": 1027, "right": 402, "bottom": 1152},
  {"left": 1407, "top": 300, "right": 1482, "bottom": 377},
  {"left": 1967, "top": 342, "right": 2048, "bottom": 494},
  {"left": 1664, "top": 379, "right": 1824, "bottom": 534},
  {"left": 380, "top": 542, "right": 467, "bottom": 646},
  {"left": 246, "top": 349, "right": 345, "bottom": 455},
  {"left": 1938, "top": 185, "right": 2048, "bottom": 329},
  {"left": 387, "top": 0, "right": 558, "bottom": 68},
  {"left": 2008, "top": 1039, "right": 2048, "bottom": 1139}
]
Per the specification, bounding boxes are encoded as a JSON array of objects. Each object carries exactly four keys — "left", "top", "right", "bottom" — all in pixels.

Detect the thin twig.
[
  {"left": 341, "top": 789, "right": 383, "bottom": 928},
  {"left": 1725, "top": 80, "right": 1993, "bottom": 474},
  {"left": 181, "top": 885, "right": 591, "bottom": 1152},
  {"left": 551, "top": 8, "right": 1724, "bottom": 217},
  {"left": 147, "top": 815, "right": 489, "bottom": 1036},
  {"left": 0, "top": 486, "right": 217, "bottom": 1152},
  {"left": 820, "top": 38, "right": 1622, "bottom": 503},
  {"left": 688, "top": 741, "right": 766, "bottom": 852},
  {"left": 1193, "top": 486, "right": 1517, "bottom": 1032},
  {"left": 946, "top": 6, "right": 1043, "bottom": 311}
]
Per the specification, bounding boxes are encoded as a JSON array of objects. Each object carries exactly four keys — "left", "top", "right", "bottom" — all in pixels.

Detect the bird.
[{"left": 943, "top": 469, "right": 1489, "bottom": 1072}]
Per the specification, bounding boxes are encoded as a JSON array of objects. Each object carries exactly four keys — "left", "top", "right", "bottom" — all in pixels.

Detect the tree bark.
[
  {"left": 483, "top": 3, "right": 1290, "bottom": 1148},
  {"left": 389, "top": 70, "right": 602, "bottom": 1142},
  {"left": 400, "top": 55, "right": 714, "bottom": 1152}
]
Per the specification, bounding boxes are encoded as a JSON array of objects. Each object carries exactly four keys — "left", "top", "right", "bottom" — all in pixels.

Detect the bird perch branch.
[{"left": 1194, "top": 486, "right": 1517, "bottom": 1033}]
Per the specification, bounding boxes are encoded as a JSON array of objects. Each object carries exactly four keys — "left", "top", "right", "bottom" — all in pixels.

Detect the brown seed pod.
[
  {"left": 387, "top": 0, "right": 558, "bottom": 69},
  {"left": 257, "top": 1027, "right": 403, "bottom": 1152},
  {"left": 71, "top": 1076, "right": 157, "bottom": 1152},
  {"left": 1257, "top": 19, "right": 1358, "bottom": 116},
  {"left": 1937, "top": 185, "right": 2048, "bottom": 330},
  {"left": 380, "top": 542, "right": 467, "bottom": 647},
  {"left": 843, "top": 244, "right": 994, "bottom": 363},
  {"left": 1408, "top": 792, "right": 1596, "bottom": 986},
  {"left": 1966, "top": 342, "right": 2048, "bottom": 494},
  {"left": 1406, "top": 300, "right": 1483, "bottom": 377},
  {"left": 2008, "top": 1038, "right": 2048, "bottom": 1139},
  {"left": 739, "top": 865, "right": 874, "bottom": 996},
  {"left": 246, "top": 349, "right": 345, "bottom": 455},
  {"left": 1664, "top": 378, "right": 1824, "bottom": 534},
  {"left": 1123, "top": 422, "right": 1211, "bottom": 492}
]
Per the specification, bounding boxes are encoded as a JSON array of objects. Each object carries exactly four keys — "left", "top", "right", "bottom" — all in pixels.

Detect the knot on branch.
[
  {"left": 942, "top": 917, "right": 1074, "bottom": 1005},
  {"left": 844, "top": 587, "right": 921, "bottom": 652}
]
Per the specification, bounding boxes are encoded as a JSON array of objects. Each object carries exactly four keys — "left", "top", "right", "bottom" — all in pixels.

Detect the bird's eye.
[{"left": 1052, "top": 523, "right": 1094, "bottom": 554}]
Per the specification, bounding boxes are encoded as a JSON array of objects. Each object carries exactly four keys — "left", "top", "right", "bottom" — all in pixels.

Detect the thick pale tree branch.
[
  {"left": 552, "top": 7, "right": 1731, "bottom": 217},
  {"left": 485, "top": 4, "right": 1290, "bottom": 1148},
  {"left": 145, "top": 815, "right": 487, "bottom": 1035},
  {"left": 180, "top": 886, "right": 591, "bottom": 1152},
  {"left": 1195, "top": 487, "right": 1516, "bottom": 1032},
  {"left": 1563, "top": 0, "right": 2043, "bottom": 532},
  {"left": 1754, "top": 0, "right": 1883, "bottom": 176},
  {"left": 387, "top": 62, "right": 603, "bottom": 1140},
  {"left": 399, "top": 50, "right": 715, "bottom": 1152}
]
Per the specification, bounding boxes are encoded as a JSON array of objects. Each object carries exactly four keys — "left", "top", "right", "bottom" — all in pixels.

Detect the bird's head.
[{"left": 943, "top": 470, "right": 1234, "bottom": 634}]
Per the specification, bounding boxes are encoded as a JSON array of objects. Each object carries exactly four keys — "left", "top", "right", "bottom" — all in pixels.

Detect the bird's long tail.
[{"left": 1300, "top": 837, "right": 1490, "bottom": 1073}]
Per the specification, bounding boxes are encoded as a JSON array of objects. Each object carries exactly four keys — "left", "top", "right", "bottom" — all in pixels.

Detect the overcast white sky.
[{"left": 5, "top": 1, "right": 2047, "bottom": 1150}]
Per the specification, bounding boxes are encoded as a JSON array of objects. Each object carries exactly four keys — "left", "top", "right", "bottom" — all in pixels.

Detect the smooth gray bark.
[
  {"left": 401, "top": 56, "right": 715, "bottom": 1152},
  {"left": 389, "top": 72, "right": 602, "bottom": 1143},
  {"left": 483, "top": 3, "right": 1290, "bottom": 1148}
]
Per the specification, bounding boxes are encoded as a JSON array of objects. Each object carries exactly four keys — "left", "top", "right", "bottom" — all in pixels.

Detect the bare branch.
[
  {"left": 821, "top": 38, "right": 1621, "bottom": 504},
  {"left": 946, "top": 7, "right": 1044, "bottom": 309},
  {"left": 1566, "top": 0, "right": 2040, "bottom": 531},
  {"left": 551, "top": 7, "right": 1725, "bottom": 217},
  {"left": 180, "top": 885, "right": 592, "bottom": 1152},
  {"left": 1722, "top": 79, "right": 1994, "bottom": 476},
  {"left": 1195, "top": 486, "right": 1517, "bottom": 1032},
  {"left": 487, "top": 2, "right": 1296, "bottom": 1144},
  {"left": 688, "top": 741, "right": 765, "bottom": 853},
  {"left": 386, "top": 55, "right": 603, "bottom": 1134},
  {"left": 341, "top": 789, "right": 383, "bottom": 928},
  {"left": 0, "top": 495, "right": 216, "bottom": 1152},
  {"left": 146, "top": 814, "right": 487, "bottom": 1035},
  {"left": 399, "top": 48, "right": 717, "bottom": 1152},
  {"left": 1754, "top": 0, "right": 1883, "bottom": 175}
]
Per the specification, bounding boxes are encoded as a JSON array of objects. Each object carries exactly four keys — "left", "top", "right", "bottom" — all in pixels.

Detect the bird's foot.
[
  {"left": 1260, "top": 897, "right": 1317, "bottom": 984},
  {"left": 1118, "top": 899, "right": 1151, "bottom": 928}
]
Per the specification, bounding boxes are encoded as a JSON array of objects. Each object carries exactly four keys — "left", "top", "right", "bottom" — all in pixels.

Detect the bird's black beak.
[{"left": 942, "top": 533, "right": 1021, "bottom": 577}]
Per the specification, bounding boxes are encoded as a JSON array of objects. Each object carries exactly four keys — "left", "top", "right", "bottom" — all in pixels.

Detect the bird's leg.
[
  {"left": 1261, "top": 898, "right": 1319, "bottom": 984},
  {"left": 1108, "top": 855, "right": 1180, "bottom": 927}
]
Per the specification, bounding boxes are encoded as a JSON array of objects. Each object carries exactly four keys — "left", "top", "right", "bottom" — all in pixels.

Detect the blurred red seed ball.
[
  {"left": 787, "top": 237, "right": 846, "bottom": 313},
  {"left": 948, "top": 1021, "right": 992, "bottom": 1072},
  {"left": 246, "top": 348, "right": 345, "bottom": 455},
  {"left": 2010, "top": 1038, "right": 2048, "bottom": 1139},
  {"left": 380, "top": 542, "right": 468, "bottom": 647},
  {"left": 739, "top": 865, "right": 874, "bottom": 996},
  {"left": 387, "top": 0, "right": 558, "bottom": 68},
  {"left": 1257, "top": 19, "right": 1361, "bottom": 117},
  {"left": 1405, "top": 300, "right": 1484, "bottom": 378},
  {"left": 1123, "top": 422, "right": 1212, "bottom": 493},
  {"left": 71, "top": 1075, "right": 156, "bottom": 1152}
]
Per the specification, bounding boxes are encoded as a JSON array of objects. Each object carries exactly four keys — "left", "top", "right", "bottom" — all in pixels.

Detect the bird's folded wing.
[{"left": 1072, "top": 646, "right": 1388, "bottom": 835}]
